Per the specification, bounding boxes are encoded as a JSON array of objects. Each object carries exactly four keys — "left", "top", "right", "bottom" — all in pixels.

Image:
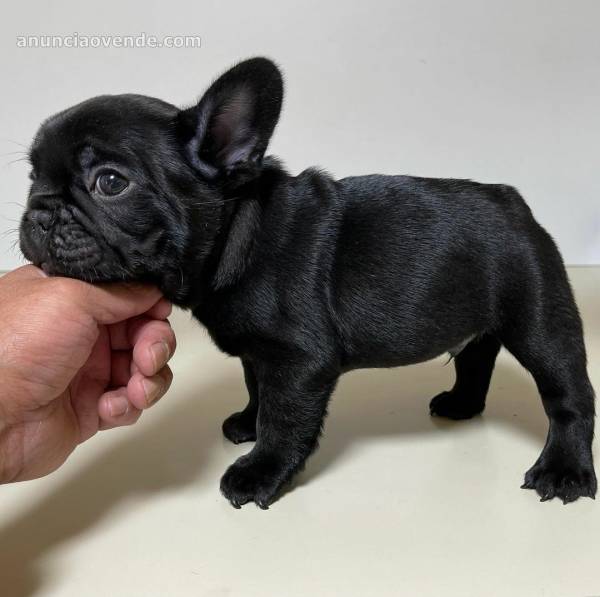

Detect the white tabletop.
[{"left": 1, "top": 267, "right": 599, "bottom": 597}]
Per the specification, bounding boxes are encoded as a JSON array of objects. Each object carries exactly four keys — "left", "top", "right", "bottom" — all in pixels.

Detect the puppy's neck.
[
  {"left": 211, "top": 192, "right": 262, "bottom": 290},
  {"left": 181, "top": 157, "right": 287, "bottom": 306}
]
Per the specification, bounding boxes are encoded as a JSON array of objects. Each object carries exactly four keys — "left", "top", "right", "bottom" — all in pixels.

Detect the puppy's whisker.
[
  {"left": 2, "top": 216, "right": 20, "bottom": 224},
  {"left": 0, "top": 138, "right": 30, "bottom": 150},
  {"left": 2, "top": 150, "right": 28, "bottom": 157},
  {"left": 4, "top": 156, "right": 30, "bottom": 167},
  {"left": 9, "top": 237, "right": 22, "bottom": 254},
  {"left": 76, "top": 261, "right": 91, "bottom": 284}
]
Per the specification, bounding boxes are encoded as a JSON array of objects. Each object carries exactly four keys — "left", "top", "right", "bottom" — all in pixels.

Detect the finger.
[
  {"left": 111, "top": 349, "right": 132, "bottom": 388},
  {"left": 0, "top": 266, "right": 47, "bottom": 304},
  {"left": 146, "top": 298, "right": 172, "bottom": 320},
  {"left": 108, "top": 315, "right": 152, "bottom": 351},
  {"left": 130, "top": 318, "right": 176, "bottom": 377},
  {"left": 126, "top": 366, "right": 173, "bottom": 411},
  {"left": 2, "top": 264, "right": 47, "bottom": 281},
  {"left": 98, "top": 387, "right": 143, "bottom": 429},
  {"left": 108, "top": 298, "right": 172, "bottom": 351},
  {"left": 108, "top": 319, "right": 132, "bottom": 350},
  {"left": 59, "top": 278, "right": 163, "bottom": 325}
]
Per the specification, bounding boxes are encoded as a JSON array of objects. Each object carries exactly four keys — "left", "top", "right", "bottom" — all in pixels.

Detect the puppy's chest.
[{"left": 192, "top": 295, "right": 267, "bottom": 357}]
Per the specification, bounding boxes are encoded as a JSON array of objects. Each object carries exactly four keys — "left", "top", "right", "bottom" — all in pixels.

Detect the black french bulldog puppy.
[{"left": 20, "top": 58, "right": 596, "bottom": 508}]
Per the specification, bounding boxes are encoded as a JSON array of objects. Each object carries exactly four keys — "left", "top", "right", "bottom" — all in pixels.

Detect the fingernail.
[
  {"left": 109, "top": 395, "right": 129, "bottom": 418},
  {"left": 150, "top": 341, "right": 170, "bottom": 370},
  {"left": 143, "top": 376, "right": 165, "bottom": 406}
]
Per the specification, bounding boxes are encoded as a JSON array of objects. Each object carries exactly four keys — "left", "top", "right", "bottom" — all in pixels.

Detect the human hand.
[{"left": 0, "top": 265, "right": 176, "bottom": 483}]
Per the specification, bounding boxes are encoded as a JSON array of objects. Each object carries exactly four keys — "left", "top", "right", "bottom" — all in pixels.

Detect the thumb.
[{"left": 67, "top": 279, "right": 163, "bottom": 324}]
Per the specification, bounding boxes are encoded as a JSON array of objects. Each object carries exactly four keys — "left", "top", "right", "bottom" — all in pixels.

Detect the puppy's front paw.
[
  {"left": 522, "top": 457, "right": 597, "bottom": 504},
  {"left": 222, "top": 411, "right": 257, "bottom": 444},
  {"left": 429, "top": 390, "right": 484, "bottom": 420},
  {"left": 220, "top": 453, "right": 287, "bottom": 509}
]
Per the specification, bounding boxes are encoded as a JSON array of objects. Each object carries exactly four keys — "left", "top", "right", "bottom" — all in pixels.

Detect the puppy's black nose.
[{"left": 27, "top": 208, "right": 54, "bottom": 232}]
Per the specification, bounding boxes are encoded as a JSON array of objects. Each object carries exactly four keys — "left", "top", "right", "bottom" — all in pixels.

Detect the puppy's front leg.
[
  {"left": 220, "top": 361, "right": 337, "bottom": 509},
  {"left": 222, "top": 359, "right": 259, "bottom": 444}
]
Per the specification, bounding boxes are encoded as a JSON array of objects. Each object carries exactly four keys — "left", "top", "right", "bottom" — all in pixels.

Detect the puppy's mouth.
[
  {"left": 39, "top": 261, "right": 53, "bottom": 275},
  {"left": 20, "top": 207, "right": 124, "bottom": 283}
]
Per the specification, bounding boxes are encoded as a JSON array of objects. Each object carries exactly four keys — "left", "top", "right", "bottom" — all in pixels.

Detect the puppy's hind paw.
[
  {"left": 429, "top": 391, "right": 484, "bottom": 420},
  {"left": 222, "top": 411, "right": 257, "bottom": 444},
  {"left": 522, "top": 459, "right": 597, "bottom": 504}
]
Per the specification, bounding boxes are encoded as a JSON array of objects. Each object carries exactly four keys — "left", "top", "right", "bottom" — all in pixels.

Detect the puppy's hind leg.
[
  {"left": 430, "top": 334, "right": 501, "bottom": 420},
  {"left": 503, "top": 325, "right": 596, "bottom": 503},
  {"left": 222, "top": 359, "right": 259, "bottom": 444},
  {"left": 501, "top": 256, "right": 596, "bottom": 503}
]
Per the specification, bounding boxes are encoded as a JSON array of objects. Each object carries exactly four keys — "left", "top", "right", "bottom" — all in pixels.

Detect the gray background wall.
[{"left": 1, "top": 0, "right": 598, "bottom": 268}]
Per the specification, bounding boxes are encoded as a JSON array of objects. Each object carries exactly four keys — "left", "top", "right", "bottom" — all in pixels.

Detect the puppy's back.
[{"left": 330, "top": 174, "right": 540, "bottom": 365}]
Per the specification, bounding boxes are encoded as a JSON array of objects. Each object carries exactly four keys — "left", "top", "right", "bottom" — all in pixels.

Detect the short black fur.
[{"left": 20, "top": 58, "right": 596, "bottom": 508}]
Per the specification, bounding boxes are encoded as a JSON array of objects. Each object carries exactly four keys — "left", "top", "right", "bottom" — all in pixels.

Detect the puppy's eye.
[
  {"left": 95, "top": 171, "right": 129, "bottom": 196},
  {"left": 28, "top": 169, "right": 38, "bottom": 181}
]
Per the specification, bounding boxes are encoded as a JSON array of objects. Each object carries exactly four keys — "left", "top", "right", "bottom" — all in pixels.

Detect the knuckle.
[{"left": 164, "top": 329, "right": 177, "bottom": 354}]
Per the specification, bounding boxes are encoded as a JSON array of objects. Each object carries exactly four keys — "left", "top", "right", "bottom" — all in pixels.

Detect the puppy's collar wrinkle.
[
  {"left": 203, "top": 185, "right": 259, "bottom": 292},
  {"left": 186, "top": 160, "right": 286, "bottom": 308}
]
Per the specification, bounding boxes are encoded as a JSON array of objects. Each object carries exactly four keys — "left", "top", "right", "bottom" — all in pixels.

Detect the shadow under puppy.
[{"left": 20, "top": 58, "right": 596, "bottom": 508}]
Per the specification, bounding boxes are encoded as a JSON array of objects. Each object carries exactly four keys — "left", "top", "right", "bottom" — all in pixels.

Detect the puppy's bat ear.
[{"left": 178, "top": 57, "right": 283, "bottom": 182}]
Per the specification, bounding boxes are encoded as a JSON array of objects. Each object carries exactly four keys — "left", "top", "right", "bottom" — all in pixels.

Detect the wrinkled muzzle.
[{"left": 20, "top": 200, "right": 113, "bottom": 280}]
